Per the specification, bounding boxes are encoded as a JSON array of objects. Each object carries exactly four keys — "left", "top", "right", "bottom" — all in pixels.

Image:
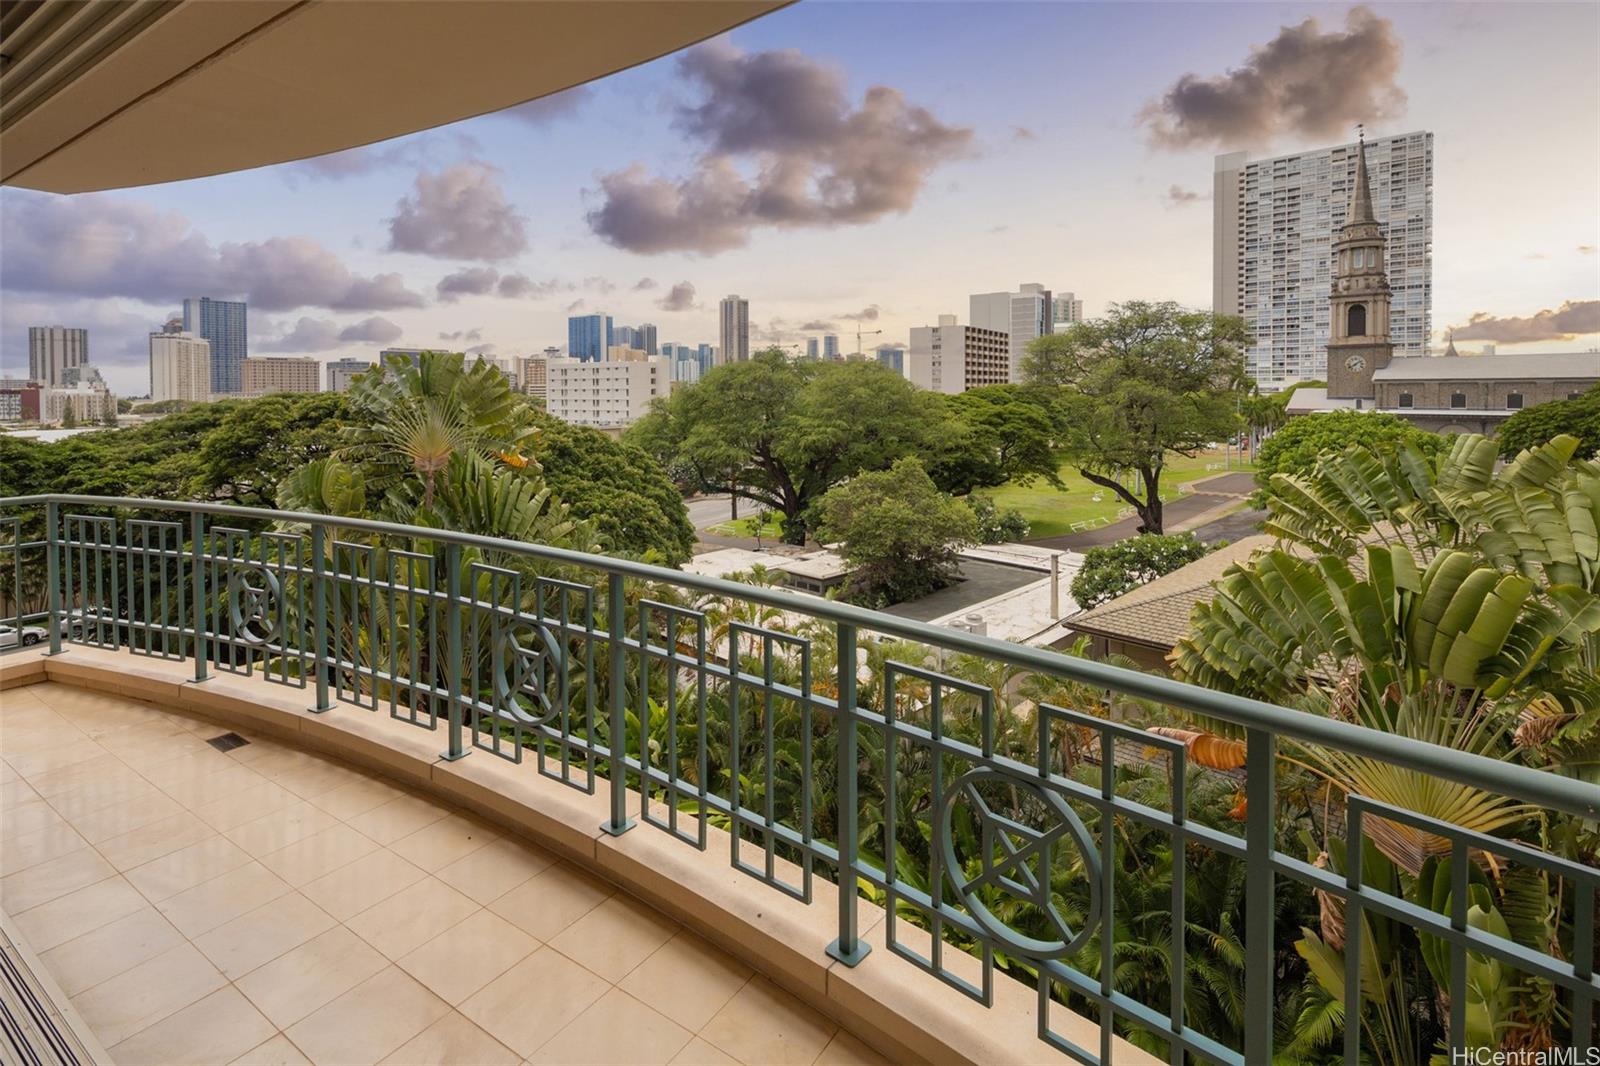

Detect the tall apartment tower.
[
  {"left": 718, "top": 295, "right": 749, "bottom": 364},
  {"left": 970, "top": 283, "right": 1052, "bottom": 381},
  {"left": 1325, "top": 133, "right": 1395, "bottom": 401},
  {"left": 637, "top": 323, "right": 658, "bottom": 356},
  {"left": 182, "top": 297, "right": 247, "bottom": 394},
  {"left": 1213, "top": 130, "right": 1431, "bottom": 390},
  {"left": 149, "top": 321, "right": 212, "bottom": 403},
  {"left": 822, "top": 334, "right": 839, "bottom": 360},
  {"left": 567, "top": 313, "right": 613, "bottom": 362},
  {"left": 1052, "top": 292, "right": 1084, "bottom": 326},
  {"left": 28, "top": 326, "right": 88, "bottom": 386},
  {"left": 805, "top": 337, "right": 819, "bottom": 360}
]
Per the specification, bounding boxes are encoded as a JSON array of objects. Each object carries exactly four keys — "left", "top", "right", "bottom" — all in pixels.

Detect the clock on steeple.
[{"left": 1326, "top": 128, "right": 1395, "bottom": 401}]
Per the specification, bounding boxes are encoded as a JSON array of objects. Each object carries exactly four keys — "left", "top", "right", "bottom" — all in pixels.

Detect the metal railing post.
[
  {"left": 44, "top": 500, "right": 62, "bottom": 655},
  {"left": 190, "top": 511, "right": 208, "bottom": 681},
  {"left": 1244, "top": 727, "right": 1276, "bottom": 1064},
  {"left": 600, "top": 571, "right": 635, "bottom": 835},
  {"left": 827, "top": 621, "right": 870, "bottom": 965},
  {"left": 440, "top": 543, "right": 467, "bottom": 760},
  {"left": 308, "top": 524, "right": 332, "bottom": 713}
]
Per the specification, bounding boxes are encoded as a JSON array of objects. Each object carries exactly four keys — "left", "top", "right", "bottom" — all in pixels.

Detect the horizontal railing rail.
[{"left": 1, "top": 493, "right": 1595, "bottom": 1065}]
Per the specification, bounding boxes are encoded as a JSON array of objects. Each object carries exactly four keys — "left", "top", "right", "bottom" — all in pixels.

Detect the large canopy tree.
[
  {"left": 1019, "top": 301, "right": 1250, "bottom": 533},
  {"left": 1495, "top": 382, "right": 1600, "bottom": 460},
  {"left": 928, "top": 384, "right": 1063, "bottom": 494},
  {"left": 628, "top": 351, "right": 976, "bottom": 544}
]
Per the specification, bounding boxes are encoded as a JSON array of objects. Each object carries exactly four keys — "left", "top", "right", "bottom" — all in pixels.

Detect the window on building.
[
  {"left": 1450, "top": 393, "right": 1467, "bottom": 409},
  {"left": 1346, "top": 304, "right": 1367, "bottom": 336},
  {"left": 1506, "top": 393, "right": 1523, "bottom": 410},
  {"left": 1398, "top": 392, "right": 1413, "bottom": 408}
]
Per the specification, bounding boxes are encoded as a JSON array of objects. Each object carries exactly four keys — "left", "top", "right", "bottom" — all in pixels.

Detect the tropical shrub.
[
  {"left": 1496, "top": 382, "right": 1600, "bottom": 460},
  {"left": 965, "top": 492, "right": 1030, "bottom": 543},
  {"left": 1070, "top": 532, "right": 1212, "bottom": 609}
]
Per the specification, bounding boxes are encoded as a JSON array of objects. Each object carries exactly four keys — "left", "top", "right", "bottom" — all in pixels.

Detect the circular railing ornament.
[
  {"left": 495, "top": 624, "right": 563, "bottom": 727},
  {"left": 937, "top": 767, "right": 1101, "bottom": 960},
  {"left": 227, "top": 564, "right": 281, "bottom": 645}
]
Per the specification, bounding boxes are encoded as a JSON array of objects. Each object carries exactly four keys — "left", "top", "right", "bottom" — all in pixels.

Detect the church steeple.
[{"left": 1325, "top": 128, "right": 1395, "bottom": 401}]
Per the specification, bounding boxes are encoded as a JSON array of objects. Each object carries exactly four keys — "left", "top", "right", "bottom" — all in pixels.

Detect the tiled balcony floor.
[{"left": 1, "top": 681, "right": 887, "bottom": 1066}]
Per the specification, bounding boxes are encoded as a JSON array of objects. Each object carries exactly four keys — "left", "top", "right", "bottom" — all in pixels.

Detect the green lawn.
[
  {"left": 983, "top": 449, "right": 1254, "bottom": 538},
  {"left": 709, "top": 513, "right": 787, "bottom": 539}
]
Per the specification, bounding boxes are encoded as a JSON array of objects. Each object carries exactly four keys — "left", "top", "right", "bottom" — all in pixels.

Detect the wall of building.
[{"left": 545, "top": 356, "right": 669, "bottom": 428}]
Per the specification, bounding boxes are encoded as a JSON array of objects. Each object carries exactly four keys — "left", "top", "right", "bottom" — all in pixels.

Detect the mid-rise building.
[
  {"left": 1052, "top": 292, "right": 1084, "bottom": 326},
  {"left": 182, "top": 297, "right": 248, "bottom": 394},
  {"left": 517, "top": 355, "right": 548, "bottom": 400},
  {"left": 822, "top": 334, "right": 839, "bottom": 360},
  {"left": 970, "top": 282, "right": 1053, "bottom": 381},
  {"left": 326, "top": 358, "right": 375, "bottom": 393},
  {"left": 242, "top": 356, "right": 320, "bottom": 397},
  {"left": 545, "top": 356, "right": 670, "bottom": 429},
  {"left": 149, "top": 322, "right": 212, "bottom": 403},
  {"left": 567, "top": 313, "right": 614, "bottom": 362},
  {"left": 907, "top": 315, "right": 1009, "bottom": 394},
  {"left": 27, "top": 326, "right": 88, "bottom": 387},
  {"left": 875, "top": 346, "right": 906, "bottom": 375},
  {"left": 0, "top": 382, "right": 42, "bottom": 422},
  {"left": 1214, "top": 130, "right": 1432, "bottom": 389},
  {"left": 719, "top": 295, "right": 749, "bottom": 364},
  {"left": 607, "top": 345, "right": 650, "bottom": 363},
  {"left": 44, "top": 365, "right": 115, "bottom": 424}
]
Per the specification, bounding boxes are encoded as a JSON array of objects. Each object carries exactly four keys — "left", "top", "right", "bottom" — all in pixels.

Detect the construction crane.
[{"left": 854, "top": 327, "right": 882, "bottom": 358}]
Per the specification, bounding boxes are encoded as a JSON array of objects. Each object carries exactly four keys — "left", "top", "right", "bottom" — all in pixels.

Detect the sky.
[{"left": 2, "top": 1, "right": 1597, "bottom": 397}]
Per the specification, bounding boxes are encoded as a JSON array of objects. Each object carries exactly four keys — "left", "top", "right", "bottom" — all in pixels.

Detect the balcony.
[{"left": 1, "top": 494, "right": 1596, "bottom": 1065}]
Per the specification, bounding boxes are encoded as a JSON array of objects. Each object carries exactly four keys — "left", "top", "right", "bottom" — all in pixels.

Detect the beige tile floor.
[{"left": 1, "top": 681, "right": 889, "bottom": 1066}]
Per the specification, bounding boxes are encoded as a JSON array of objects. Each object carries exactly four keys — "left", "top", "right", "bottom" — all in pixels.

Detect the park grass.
[
  {"left": 709, "top": 513, "right": 787, "bottom": 539},
  {"left": 983, "top": 449, "right": 1254, "bottom": 538}
]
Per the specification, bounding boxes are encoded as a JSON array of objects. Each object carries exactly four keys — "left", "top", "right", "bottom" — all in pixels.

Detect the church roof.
[
  {"left": 1373, "top": 352, "right": 1600, "bottom": 382},
  {"left": 1348, "top": 132, "right": 1376, "bottom": 225}
]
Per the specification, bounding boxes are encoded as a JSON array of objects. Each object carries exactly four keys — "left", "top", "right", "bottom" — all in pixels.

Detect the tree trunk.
[{"left": 1138, "top": 465, "right": 1163, "bottom": 534}]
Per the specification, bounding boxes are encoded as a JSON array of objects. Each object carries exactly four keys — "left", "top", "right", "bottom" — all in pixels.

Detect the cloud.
[
  {"left": 564, "top": 298, "right": 586, "bottom": 313},
  {"left": 436, "top": 266, "right": 501, "bottom": 302},
  {"left": 583, "top": 276, "right": 617, "bottom": 294},
  {"left": 1450, "top": 300, "right": 1600, "bottom": 343},
  {"left": 1165, "top": 185, "right": 1208, "bottom": 207},
  {"left": 1140, "top": 7, "right": 1406, "bottom": 150},
  {"left": 838, "top": 305, "right": 880, "bottom": 322},
  {"left": 258, "top": 315, "right": 403, "bottom": 352},
  {"left": 498, "top": 273, "right": 565, "bottom": 299},
  {"left": 798, "top": 319, "right": 836, "bottom": 332},
  {"left": 0, "top": 296, "right": 155, "bottom": 378},
  {"left": 1011, "top": 126, "right": 1037, "bottom": 142},
  {"left": 0, "top": 190, "right": 425, "bottom": 312},
  {"left": 339, "top": 317, "right": 403, "bottom": 344},
  {"left": 440, "top": 328, "right": 483, "bottom": 343},
  {"left": 387, "top": 162, "right": 529, "bottom": 260},
  {"left": 586, "top": 41, "right": 972, "bottom": 254},
  {"left": 499, "top": 86, "right": 593, "bottom": 126},
  {"left": 656, "top": 281, "right": 698, "bottom": 312},
  {"left": 465, "top": 343, "right": 496, "bottom": 355},
  {"left": 633, "top": 277, "right": 659, "bottom": 290},
  {"left": 284, "top": 131, "right": 481, "bottom": 184}
]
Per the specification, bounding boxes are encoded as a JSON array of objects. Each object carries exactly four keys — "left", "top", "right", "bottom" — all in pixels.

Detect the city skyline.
[{"left": 2, "top": 2, "right": 1596, "bottom": 397}]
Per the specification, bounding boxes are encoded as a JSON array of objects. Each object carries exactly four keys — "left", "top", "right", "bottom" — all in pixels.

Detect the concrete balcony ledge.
[{"left": 2, "top": 646, "right": 1158, "bottom": 1066}]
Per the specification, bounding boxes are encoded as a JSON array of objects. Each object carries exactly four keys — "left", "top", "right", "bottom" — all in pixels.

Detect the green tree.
[
  {"left": 1070, "top": 532, "right": 1212, "bottom": 610},
  {"left": 194, "top": 392, "right": 347, "bottom": 509},
  {"left": 814, "top": 456, "right": 978, "bottom": 606},
  {"left": 527, "top": 409, "right": 694, "bottom": 564},
  {"left": 1495, "top": 382, "right": 1600, "bottom": 460},
  {"left": 929, "top": 385, "right": 1063, "bottom": 494},
  {"left": 628, "top": 352, "right": 959, "bottom": 544},
  {"left": 1253, "top": 409, "right": 1445, "bottom": 492},
  {"left": 965, "top": 493, "right": 1029, "bottom": 543},
  {"left": 1019, "top": 301, "right": 1250, "bottom": 534}
]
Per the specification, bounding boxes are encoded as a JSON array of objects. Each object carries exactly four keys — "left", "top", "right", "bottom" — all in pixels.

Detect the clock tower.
[{"left": 1326, "top": 130, "right": 1395, "bottom": 400}]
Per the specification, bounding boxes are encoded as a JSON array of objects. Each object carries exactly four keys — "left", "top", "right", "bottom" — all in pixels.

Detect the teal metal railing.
[{"left": 1, "top": 495, "right": 1595, "bottom": 1064}]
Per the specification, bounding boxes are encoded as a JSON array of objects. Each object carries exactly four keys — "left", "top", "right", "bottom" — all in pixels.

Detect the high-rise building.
[
  {"left": 875, "top": 346, "right": 906, "bottom": 375},
  {"left": 718, "top": 295, "right": 749, "bottom": 364},
  {"left": 970, "top": 283, "right": 1052, "bottom": 381},
  {"left": 149, "top": 322, "right": 212, "bottom": 403},
  {"left": 1213, "top": 130, "right": 1432, "bottom": 389},
  {"left": 805, "top": 337, "right": 819, "bottom": 360},
  {"left": 545, "top": 356, "right": 670, "bottom": 429},
  {"left": 614, "top": 326, "right": 639, "bottom": 350},
  {"left": 182, "top": 297, "right": 248, "bottom": 395},
  {"left": 517, "top": 355, "right": 548, "bottom": 400},
  {"left": 822, "top": 334, "right": 839, "bottom": 360},
  {"left": 567, "top": 313, "right": 614, "bottom": 362},
  {"left": 908, "top": 316, "right": 1010, "bottom": 394},
  {"left": 326, "top": 357, "right": 375, "bottom": 393},
  {"left": 1052, "top": 292, "right": 1084, "bottom": 326},
  {"left": 697, "top": 344, "right": 716, "bottom": 377},
  {"left": 242, "top": 356, "right": 320, "bottom": 396},
  {"left": 27, "top": 326, "right": 88, "bottom": 387},
  {"left": 637, "top": 323, "right": 658, "bottom": 356}
]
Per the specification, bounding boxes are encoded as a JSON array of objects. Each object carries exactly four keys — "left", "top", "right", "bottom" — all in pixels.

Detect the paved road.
[
  {"left": 1191, "top": 507, "right": 1268, "bottom": 545},
  {"left": 686, "top": 495, "right": 736, "bottom": 530},
  {"left": 1024, "top": 470, "right": 1260, "bottom": 551}
]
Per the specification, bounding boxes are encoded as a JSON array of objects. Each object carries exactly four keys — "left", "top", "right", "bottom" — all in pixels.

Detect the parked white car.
[{"left": 0, "top": 623, "right": 46, "bottom": 649}]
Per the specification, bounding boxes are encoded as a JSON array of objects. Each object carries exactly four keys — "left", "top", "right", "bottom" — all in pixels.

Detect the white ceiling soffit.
[{"left": 0, "top": 0, "right": 786, "bottom": 193}]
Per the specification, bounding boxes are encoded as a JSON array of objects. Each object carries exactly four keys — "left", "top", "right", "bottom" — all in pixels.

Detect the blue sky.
[{"left": 3, "top": 1, "right": 1597, "bottom": 395}]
